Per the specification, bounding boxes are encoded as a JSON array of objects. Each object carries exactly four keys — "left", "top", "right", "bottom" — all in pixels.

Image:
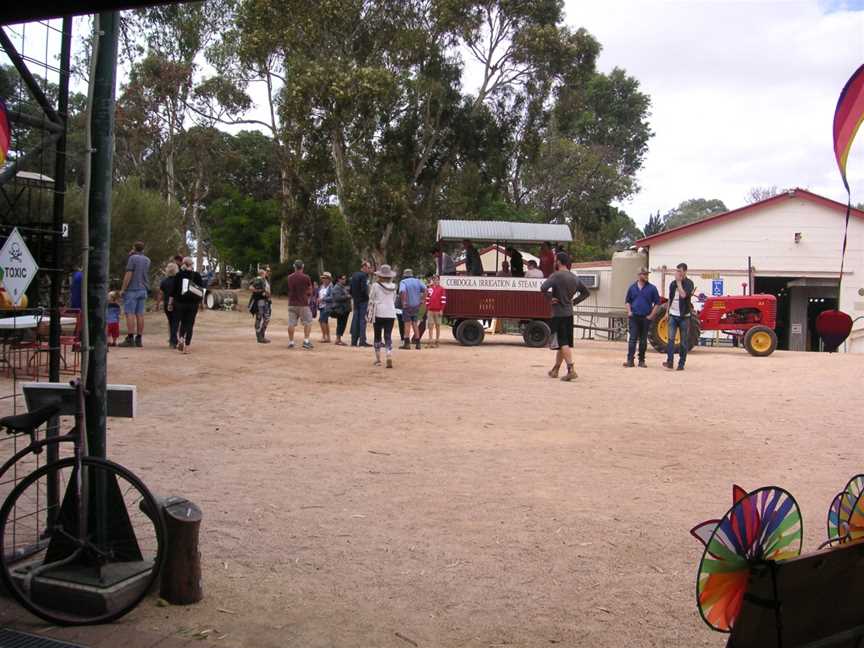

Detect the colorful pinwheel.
[
  {"left": 691, "top": 485, "right": 803, "bottom": 632},
  {"left": 827, "top": 474, "right": 864, "bottom": 544}
]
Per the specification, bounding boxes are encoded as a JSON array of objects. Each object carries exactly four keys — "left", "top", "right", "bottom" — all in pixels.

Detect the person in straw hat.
[{"left": 368, "top": 264, "right": 398, "bottom": 368}]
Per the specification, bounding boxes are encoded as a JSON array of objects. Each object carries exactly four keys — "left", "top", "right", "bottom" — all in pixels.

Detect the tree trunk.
[
  {"left": 190, "top": 175, "right": 205, "bottom": 270},
  {"left": 279, "top": 167, "right": 290, "bottom": 263},
  {"left": 159, "top": 496, "right": 203, "bottom": 605},
  {"left": 165, "top": 143, "right": 176, "bottom": 206}
]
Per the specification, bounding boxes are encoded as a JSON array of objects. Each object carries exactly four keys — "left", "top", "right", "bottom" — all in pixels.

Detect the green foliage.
[
  {"left": 643, "top": 211, "right": 664, "bottom": 237},
  {"left": 661, "top": 198, "right": 728, "bottom": 231},
  {"left": 207, "top": 189, "right": 280, "bottom": 273},
  {"left": 64, "top": 178, "right": 184, "bottom": 286}
]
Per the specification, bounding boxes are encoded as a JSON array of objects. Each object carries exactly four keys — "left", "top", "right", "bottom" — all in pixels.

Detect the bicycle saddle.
[{"left": 0, "top": 401, "right": 62, "bottom": 434}]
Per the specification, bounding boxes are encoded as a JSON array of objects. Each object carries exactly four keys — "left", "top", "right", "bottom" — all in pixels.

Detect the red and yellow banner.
[{"left": 834, "top": 64, "right": 864, "bottom": 190}]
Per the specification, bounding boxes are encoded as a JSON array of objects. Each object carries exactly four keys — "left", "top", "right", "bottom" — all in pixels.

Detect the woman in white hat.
[
  {"left": 368, "top": 264, "right": 398, "bottom": 368},
  {"left": 317, "top": 271, "right": 333, "bottom": 343}
]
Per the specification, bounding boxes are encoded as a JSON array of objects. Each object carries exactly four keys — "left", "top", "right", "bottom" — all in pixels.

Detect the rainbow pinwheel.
[
  {"left": 827, "top": 474, "right": 864, "bottom": 544},
  {"left": 691, "top": 485, "right": 803, "bottom": 632}
]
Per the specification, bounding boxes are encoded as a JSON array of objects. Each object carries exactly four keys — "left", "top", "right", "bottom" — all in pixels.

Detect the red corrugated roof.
[{"left": 636, "top": 188, "right": 864, "bottom": 247}]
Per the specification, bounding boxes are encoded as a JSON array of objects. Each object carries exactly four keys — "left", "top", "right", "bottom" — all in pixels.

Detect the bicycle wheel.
[{"left": 0, "top": 456, "right": 165, "bottom": 625}]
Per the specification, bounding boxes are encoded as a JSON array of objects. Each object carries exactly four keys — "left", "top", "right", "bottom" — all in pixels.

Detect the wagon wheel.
[
  {"left": 743, "top": 325, "right": 777, "bottom": 356},
  {"left": 522, "top": 320, "right": 550, "bottom": 347},
  {"left": 455, "top": 319, "right": 485, "bottom": 346}
]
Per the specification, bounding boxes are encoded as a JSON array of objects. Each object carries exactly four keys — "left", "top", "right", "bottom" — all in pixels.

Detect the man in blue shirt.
[
  {"left": 119, "top": 241, "right": 151, "bottom": 347},
  {"left": 623, "top": 268, "right": 660, "bottom": 368},
  {"left": 399, "top": 269, "right": 426, "bottom": 350}
]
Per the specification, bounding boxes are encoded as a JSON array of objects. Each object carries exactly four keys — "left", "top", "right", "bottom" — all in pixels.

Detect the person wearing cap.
[
  {"left": 623, "top": 268, "right": 660, "bottom": 367},
  {"left": 540, "top": 251, "right": 590, "bottom": 381},
  {"left": 368, "top": 264, "right": 398, "bottom": 368},
  {"left": 286, "top": 259, "right": 314, "bottom": 350},
  {"left": 317, "top": 272, "right": 334, "bottom": 343},
  {"left": 399, "top": 268, "right": 427, "bottom": 350},
  {"left": 249, "top": 267, "right": 272, "bottom": 344}
]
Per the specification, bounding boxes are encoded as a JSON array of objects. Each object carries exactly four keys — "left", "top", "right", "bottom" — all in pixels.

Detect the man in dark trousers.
[
  {"left": 540, "top": 252, "right": 590, "bottom": 382},
  {"left": 663, "top": 262, "right": 695, "bottom": 371},
  {"left": 623, "top": 268, "right": 660, "bottom": 368},
  {"left": 350, "top": 260, "right": 371, "bottom": 347}
]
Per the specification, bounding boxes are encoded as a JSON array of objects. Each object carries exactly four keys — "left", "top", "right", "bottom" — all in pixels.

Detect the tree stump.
[{"left": 159, "top": 496, "right": 203, "bottom": 605}]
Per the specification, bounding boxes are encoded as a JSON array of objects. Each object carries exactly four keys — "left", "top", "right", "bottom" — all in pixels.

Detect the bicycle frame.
[{"left": 0, "top": 378, "right": 88, "bottom": 542}]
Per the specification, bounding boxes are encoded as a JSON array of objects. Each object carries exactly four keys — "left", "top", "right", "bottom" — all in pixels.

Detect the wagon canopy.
[{"left": 436, "top": 220, "right": 572, "bottom": 245}]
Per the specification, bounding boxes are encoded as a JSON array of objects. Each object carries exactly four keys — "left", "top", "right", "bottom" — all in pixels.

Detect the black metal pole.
[
  {"left": 85, "top": 12, "right": 118, "bottom": 461},
  {"left": 0, "top": 28, "right": 63, "bottom": 126},
  {"left": 46, "top": 16, "right": 72, "bottom": 526},
  {"left": 49, "top": 17, "right": 72, "bottom": 383},
  {"left": 748, "top": 256, "right": 753, "bottom": 296}
]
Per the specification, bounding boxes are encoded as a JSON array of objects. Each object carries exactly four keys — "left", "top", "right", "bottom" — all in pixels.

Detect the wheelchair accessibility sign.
[
  {"left": 0, "top": 228, "right": 39, "bottom": 306},
  {"left": 711, "top": 279, "right": 724, "bottom": 296}
]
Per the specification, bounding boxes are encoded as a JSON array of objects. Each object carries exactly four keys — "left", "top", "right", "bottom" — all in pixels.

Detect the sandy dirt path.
[{"left": 2, "top": 298, "right": 862, "bottom": 647}]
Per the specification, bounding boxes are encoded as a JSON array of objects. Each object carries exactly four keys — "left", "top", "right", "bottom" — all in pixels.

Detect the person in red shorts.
[
  {"left": 425, "top": 275, "right": 447, "bottom": 348},
  {"left": 106, "top": 291, "right": 121, "bottom": 346}
]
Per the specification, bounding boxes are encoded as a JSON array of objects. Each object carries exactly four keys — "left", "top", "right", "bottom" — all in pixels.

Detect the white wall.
[{"left": 645, "top": 197, "right": 864, "bottom": 352}]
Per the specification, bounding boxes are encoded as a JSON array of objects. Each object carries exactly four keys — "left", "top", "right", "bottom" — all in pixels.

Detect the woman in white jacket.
[{"left": 368, "top": 264, "right": 398, "bottom": 368}]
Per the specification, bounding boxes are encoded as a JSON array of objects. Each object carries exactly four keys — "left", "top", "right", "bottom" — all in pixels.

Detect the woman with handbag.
[
  {"left": 169, "top": 257, "right": 204, "bottom": 354},
  {"left": 368, "top": 264, "right": 397, "bottom": 368},
  {"left": 331, "top": 274, "right": 352, "bottom": 346}
]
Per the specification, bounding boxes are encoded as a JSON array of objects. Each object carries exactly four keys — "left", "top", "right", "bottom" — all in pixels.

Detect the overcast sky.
[
  {"left": 5, "top": 2, "right": 864, "bottom": 230},
  {"left": 566, "top": 0, "right": 864, "bottom": 226}
]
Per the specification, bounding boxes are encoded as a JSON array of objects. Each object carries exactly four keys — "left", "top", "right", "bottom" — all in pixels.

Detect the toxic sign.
[{"left": 0, "top": 228, "right": 39, "bottom": 306}]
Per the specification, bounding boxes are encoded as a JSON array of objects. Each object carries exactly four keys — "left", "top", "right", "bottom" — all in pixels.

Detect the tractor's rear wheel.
[
  {"left": 743, "top": 325, "right": 777, "bottom": 356},
  {"left": 455, "top": 319, "right": 485, "bottom": 346},
  {"left": 648, "top": 303, "right": 701, "bottom": 354},
  {"left": 522, "top": 320, "right": 551, "bottom": 347}
]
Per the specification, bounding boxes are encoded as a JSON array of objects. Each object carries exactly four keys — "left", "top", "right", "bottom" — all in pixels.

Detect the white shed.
[{"left": 635, "top": 189, "right": 864, "bottom": 353}]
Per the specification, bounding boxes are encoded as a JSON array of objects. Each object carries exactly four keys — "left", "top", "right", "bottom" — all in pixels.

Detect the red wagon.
[{"left": 436, "top": 220, "right": 573, "bottom": 347}]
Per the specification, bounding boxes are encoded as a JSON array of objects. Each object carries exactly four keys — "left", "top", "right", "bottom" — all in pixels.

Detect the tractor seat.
[{"left": 0, "top": 402, "right": 62, "bottom": 434}]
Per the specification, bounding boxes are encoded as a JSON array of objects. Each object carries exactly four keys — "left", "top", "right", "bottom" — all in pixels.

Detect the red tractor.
[{"left": 648, "top": 294, "right": 778, "bottom": 357}]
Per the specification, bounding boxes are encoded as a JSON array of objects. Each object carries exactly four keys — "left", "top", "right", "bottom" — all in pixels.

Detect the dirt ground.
[{"left": 2, "top": 296, "right": 863, "bottom": 647}]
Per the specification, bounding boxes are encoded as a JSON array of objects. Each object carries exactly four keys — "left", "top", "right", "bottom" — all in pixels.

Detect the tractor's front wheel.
[
  {"left": 743, "top": 325, "right": 777, "bottom": 356},
  {"left": 648, "top": 303, "right": 701, "bottom": 354}
]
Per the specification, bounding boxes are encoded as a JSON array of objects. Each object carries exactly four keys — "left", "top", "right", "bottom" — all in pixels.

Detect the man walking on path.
[
  {"left": 540, "top": 252, "right": 589, "bottom": 381},
  {"left": 119, "top": 241, "right": 151, "bottom": 347},
  {"left": 399, "top": 269, "right": 426, "bottom": 350},
  {"left": 350, "top": 261, "right": 371, "bottom": 346},
  {"left": 623, "top": 268, "right": 660, "bottom": 368},
  {"left": 286, "top": 260, "right": 314, "bottom": 349},
  {"left": 425, "top": 275, "right": 446, "bottom": 348},
  {"left": 250, "top": 267, "right": 272, "bottom": 344},
  {"left": 663, "top": 262, "right": 695, "bottom": 371}
]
